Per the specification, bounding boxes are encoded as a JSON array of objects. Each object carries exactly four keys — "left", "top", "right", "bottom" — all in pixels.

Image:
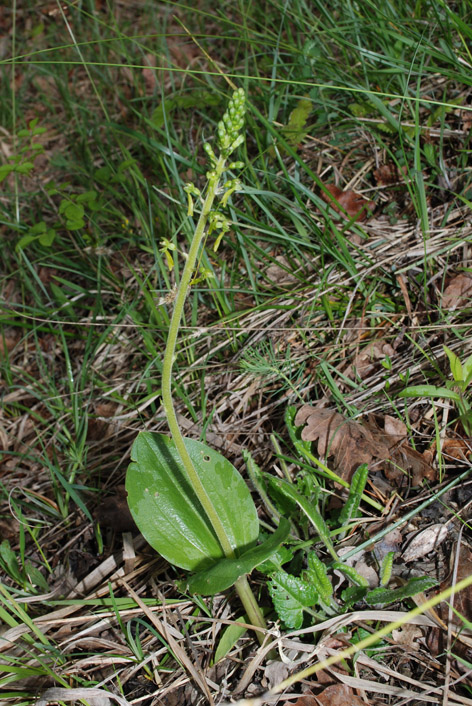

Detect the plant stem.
[
  {"left": 161, "top": 155, "right": 235, "bottom": 559},
  {"left": 161, "top": 140, "right": 269, "bottom": 644},
  {"left": 234, "top": 574, "right": 270, "bottom": 639}
]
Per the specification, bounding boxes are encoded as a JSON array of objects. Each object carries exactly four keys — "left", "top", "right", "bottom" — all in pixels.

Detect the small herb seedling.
[
  {"left": 126, "top": 89, "right": 289, "bottom": 641},
  {"left": 399, "top": 345, "right": 472, "bottom": 435}
]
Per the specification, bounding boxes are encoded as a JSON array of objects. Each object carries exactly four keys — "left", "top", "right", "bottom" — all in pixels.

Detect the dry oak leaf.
[
  {"left": 369, "top": 414, "right": 436, "bottom": 487},
  {"left": 441, "top": 272, "right": 472, "bottom": 310},
  {"left": 440, "top": 437, "right": 472, "bottom": 461},
  {"left": 295, "top": 405, "right": 387, "bottom": 481},
  {"left": 321, "top": 183, "right": 375, "bottom": 223},
  {"left": 295, "top": 405, "right": 436, "bottom": 485}
]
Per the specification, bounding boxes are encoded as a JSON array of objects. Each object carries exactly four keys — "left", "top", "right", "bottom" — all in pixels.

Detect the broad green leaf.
[
  {"left": 15, "top": 161, "right": 34, "bottom": 174},
  {"left": 29, "top": 221, "right": 47, "bottom": 234},
  {"left": 126, "top": 433, "right": 259, "bottom": 571},
  {"left": 0, "top": 540, "right": 21, "bottom": 581},
  {"left": 16, "top": 234, "right": 38, "bottom": 251},
  {"left": 341, "top": 585, "right": 368, "bottom": 609},
  {"left": 444, "top": 345, "right": 463, "bottom": 382},
  {"left": 366, "top": 576, "right": 437, "bottom": 606},
  {"left": 268, "top": 571, "right": 318, "bottom": 629},
  {"left": 282, "top": 95, "right": 311, "bottom": 146},
  {"left": 0, "top": 164, "right": 14, "bottom": 182},
  {"left": 62, "top": 202, "right": 85, "bottom": 220},
  {"left": 285, "top": 405, "right": 313, "bottom": 463},
  {"left": 65, "top": 219, "right": 85, "bottom": 230},
  {"left": 38, "top": 229, "right": 56, "bottom": 247},
  {"left": 76, "top": 190, "right": 97, "bottom": 204},
  {"left": 349, "top": 102, "right": 370, "bottom": 117},
  {"left": 184, "top": 519, "right": 291, "bottom": 595},
  {"left": 398, "top": 385, "right": 461, "bottom": 403},
  {"left": 25, "top": 563, "right": 49, "bottom": 591}
]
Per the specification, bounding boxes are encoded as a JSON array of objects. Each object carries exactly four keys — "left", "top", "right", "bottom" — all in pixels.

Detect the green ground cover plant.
[{"left": 1, "top": 1, "right": 472, "bottom": 704}]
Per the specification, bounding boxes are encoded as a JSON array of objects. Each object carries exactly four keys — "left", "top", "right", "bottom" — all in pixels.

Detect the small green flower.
[
  {"left": 160, "top": 237, "right": 176, "bottom": 271},
  {"left": 184, "top": 182, "right": 201, "bottom": 216},
  {"left": 221, "top": 178, "right": 241, "bottom": 208}
]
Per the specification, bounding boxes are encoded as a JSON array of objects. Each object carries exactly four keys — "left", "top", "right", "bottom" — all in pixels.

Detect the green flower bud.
[{"left": 203, "top": 142, "right": 217, "bottom": 165}]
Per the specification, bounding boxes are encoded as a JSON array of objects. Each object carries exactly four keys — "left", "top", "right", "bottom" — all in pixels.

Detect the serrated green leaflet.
[
  {"left": 268, "top": 571, "right": 318, "bottom": 629},
  {"left": 126, "top": 432, "right": 259, "bottom": 571},
  {"left": 184, "top": 518, "right": 291, "bottom": 595},
  {"left": 338, "top": 463, "right": 368, "bottom": 528},
  {"left": 366, "top": 576, "right": 438, "bottom": 606}
]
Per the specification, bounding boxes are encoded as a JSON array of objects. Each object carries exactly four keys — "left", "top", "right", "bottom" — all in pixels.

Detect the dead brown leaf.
[
  {"left": 0, "top": 332, "right": 19, "bottom": 358},
  {"left": 287, "top": 691, "right": 318, "bottom": 706},
  {"left": 38, "top": 266, "right": 57, "bottom": 286},
  {"left": 373, "top": 163, "right": 403, "bottom": 186},
  {"left": 347, "top": 340, "right": 395, "bottom": 379},
  {"left": 441, "top": 272, "right": 472, "bottom": 310},
  {"left": 383, "top": 439, "right": 436, "bottom": 487},
  {"left": 320, "top": 183, "right": 375, "bottom": 222},
  {"left": 0, "top": 517, "right": 20, "bottom": 543},
  {"left": 295, "top": 405, "right": 384, "bottom": 481},
  {"left": 373, "top": 528, "right": 403, "bottom": 563},
  {"left": 95, "top": 402, "right": 118, "bottom": 418},
  {"left": 402, "top": 524, "right": 448, "bottom": 563},
  {"left": 156, "top": 38, "right": 201, "bottom": 88},
  {"left": 442, "top": 437, "right": 472, "bottom": 460},
  {"left": 391, "top": 623, "right": 423, "bottom": 650},
  {"left": 295, "top": 405, "right": 436, "bottom": 485},
  {"left": 315, "top": 684, "right": 368, "bottom": 705},
  {"left": 266, "top": 255, "right": 299, "bottom": 286}
]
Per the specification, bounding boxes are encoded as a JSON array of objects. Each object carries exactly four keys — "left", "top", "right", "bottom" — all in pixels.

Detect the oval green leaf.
[
  {"left": 184, "top": 518, "right": 291, "bottom": 595},
  {"left": 126, "top": 433, "right": 259, "bottom": 571}
]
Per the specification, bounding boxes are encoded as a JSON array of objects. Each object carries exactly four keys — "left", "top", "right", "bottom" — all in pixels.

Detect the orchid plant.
[{"left": 126, "top": 89, "right": 290, "bottom": 642}]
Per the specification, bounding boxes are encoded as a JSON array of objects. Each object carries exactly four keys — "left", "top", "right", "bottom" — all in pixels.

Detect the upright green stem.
[
  {"left": 161, "top": 156, "right": 269, "bottom": 643},
  {"left": 161, "top": 155, "right": 234, "bottom": 557}
]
